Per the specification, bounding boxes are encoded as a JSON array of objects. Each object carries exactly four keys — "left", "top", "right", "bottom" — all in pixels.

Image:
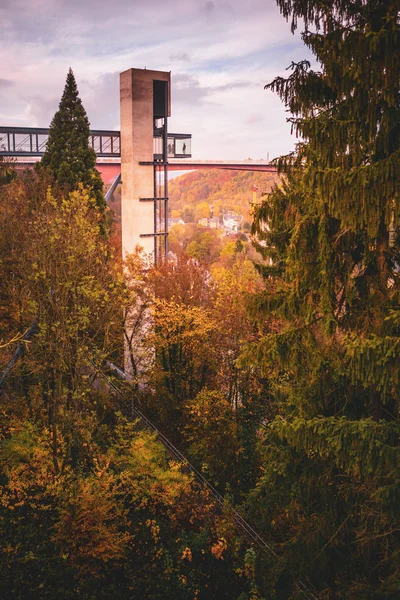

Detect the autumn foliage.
[
  {"left": 0, "top": 163, "right": 264, "bottom": 599},
  {"left": 2, "top": 2, "right": 400, "bottom": 597}
]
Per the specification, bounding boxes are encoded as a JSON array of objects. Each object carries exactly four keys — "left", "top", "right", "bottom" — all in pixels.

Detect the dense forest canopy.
[
  {"left": 1, "top": 1, "right": 400, "bottom": 598},
  {"left": 0, "top": 160, "right": 269, "bottom": 598}
]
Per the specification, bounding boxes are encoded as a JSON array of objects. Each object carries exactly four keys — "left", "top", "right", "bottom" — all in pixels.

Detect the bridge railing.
[
  {"left": 0, "top": 127, "right": 49, "bottom": 156},
  {"left": 0, "top": 126, "right": 192, "bottom": 160},
  {"left": 0, "top": 126, "right": 121, "bottom": 158},
  {"left": 90, "top": 131, "right": 120, "bottom": 156}
]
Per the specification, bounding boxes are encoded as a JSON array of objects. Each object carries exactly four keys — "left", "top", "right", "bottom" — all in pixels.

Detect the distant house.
[
  {"left": 222, "top": 212, "right": 242, "bottom": 233},
  {"left": 168, "top": 217, "right": 185, "bottom": 227},
  {"left": 198, "top": 217, "right": 220, "bottom": 229}
]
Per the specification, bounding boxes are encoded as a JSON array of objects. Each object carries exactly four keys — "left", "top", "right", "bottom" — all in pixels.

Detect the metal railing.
[
  {"left": 0, "top": 126, "right": 121, "bottom": 158},
  {"left": 0, "top": 126, "right": 192, "bottom": 159}
]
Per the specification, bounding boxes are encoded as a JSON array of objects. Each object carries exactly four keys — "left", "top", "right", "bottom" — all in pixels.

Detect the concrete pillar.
[
  {"left": 120, "top": 68, "right": 171, "bottom": 382},
  {"left": 119, "top": 68, "right": 171, "bottom": 261}
]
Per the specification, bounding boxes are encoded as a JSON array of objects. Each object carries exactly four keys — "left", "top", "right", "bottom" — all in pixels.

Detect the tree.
[
  {"left": 0, "top": 172, "right": 124, "bottom": 473},
  {"left": 0, "top": 416, "right": 252, "bottom": 599},
  {"left": 195, "top": 201, "right": 211, "bottom": 221},
  {"left": 0, "top": 172, "right": 257, "bottom": 600},
  {"left": 0, "top": 157, "right": 16, "bottom": 186},
  {"left": 39, "top": 68, "right": 106, "bottom": 217},
  {"left": 147, "top": 298, "right": 217, "bottom": 443},
  {"left": 182, "top": 204, "right": 195, "bottom": 223},
  {"left": 152, "top": 251, "right": 213, "bottom": 307},
  {"left": 185, "top": 228, "right": 223, "bottom": 264},
  {"left": 184, "top": 389, "right": 239, "bottom": 489},
  {"left": 123, "top": 247, "right": 154, "bottom": 388},
  {"left": 242, "top": 1, "right": 400, "bottom": 597}
]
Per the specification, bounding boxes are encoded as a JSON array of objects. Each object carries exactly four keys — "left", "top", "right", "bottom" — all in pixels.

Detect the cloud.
[
  {"left": 214, "top": 81, "right": 251, "bottom": 92},
  {"left": 0, "top": 0, "right": 312, "bottom": 158},
  {"left": 173, "top": 74, "right": 212, "bottom": 106},
  {"left": 203, "top": 1, "right": 215, "bottom": 14},
  {"left": 80, "top": 72, "right": 120, "bottom": 130},
  {"left": 201, "top": 1, "right": 233, "bottom": 18},
  {"left": 244, "top": 112, "right": 265, "bottom": 125},
  {"left": 172, "top": 74, "right": 254, "bottom": 107},
  {"left": 0, "top": 79, "right": 14, "bottom": 88},
  {"left": 23, "top": 95, "right": 59, "bottom": 128},
  {"left": 169, "top": 53, "right": 191, "bottom": 62}
]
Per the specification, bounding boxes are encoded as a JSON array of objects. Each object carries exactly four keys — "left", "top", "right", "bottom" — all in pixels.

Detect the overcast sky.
[{"left": 0, "top": 0, "right": 312, "bottom": 160}]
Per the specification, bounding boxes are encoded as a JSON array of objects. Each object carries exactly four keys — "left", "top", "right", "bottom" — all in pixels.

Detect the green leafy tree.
[
  {"left": 39, "top": 68, "right": 106, "bottom": 216},
  {"left": 0, "top": 157, "right": 16, "bottom": 186},
  {"left": 0, "top": 171, "right": 125, "bottom": 473},
  {"left": 147, "top": 298, "right": 217, "bottom": 442},
  {"left": 241, "top": 1, "right": 400, "bottom": 597},
  {"left": 184, "top": 389, "right": 239, "bottom": 488},
  {"left": 186, "top": 228, "right": 223, "bottom": 263}
]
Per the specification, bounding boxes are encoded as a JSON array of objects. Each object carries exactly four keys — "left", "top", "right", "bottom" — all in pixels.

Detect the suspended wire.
[
  {"left": 0, "top": 322, "right": 318, "bottom": 598},
  {"left": 91, "top": 360, "right": 319, "bottom": 600},
  {"left": 92, "top": 360, "right": 276, "bottom": 555}
]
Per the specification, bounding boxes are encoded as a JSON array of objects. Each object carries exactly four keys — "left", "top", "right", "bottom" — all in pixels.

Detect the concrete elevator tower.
[
  {"left": 120, "top": 68, "right": 171, "bottom": 263},
  {"left": 119, "top": 68, "right": 191, "bottom": 380}
]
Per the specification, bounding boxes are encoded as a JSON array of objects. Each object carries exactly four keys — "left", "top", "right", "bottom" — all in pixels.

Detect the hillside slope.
[{"left": 168, "top": 169, "right": 279, "bottom": 225}]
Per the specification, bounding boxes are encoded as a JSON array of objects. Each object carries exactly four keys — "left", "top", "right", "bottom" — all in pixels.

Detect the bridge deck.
[
  {"left": 168, "top": 159, "right": 275, "bottom": 172},
  {"left": 10, "top": 157, "right": 276, "bottom": 182},
  {"left": 1, "top": 126, "right": 275, "bottom": 179}
]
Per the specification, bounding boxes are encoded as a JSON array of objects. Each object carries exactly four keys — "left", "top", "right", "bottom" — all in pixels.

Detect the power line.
[
  {"left": 91, "top": 360, "right": 319, "bottom": 600},
  {"left": 0, "top": 324, "right": 318, "bottom": 598}
]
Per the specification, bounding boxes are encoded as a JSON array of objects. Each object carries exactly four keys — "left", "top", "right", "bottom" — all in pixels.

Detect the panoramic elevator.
[{"left": 120, "top": 68, "right": 191, "bottom": 264}]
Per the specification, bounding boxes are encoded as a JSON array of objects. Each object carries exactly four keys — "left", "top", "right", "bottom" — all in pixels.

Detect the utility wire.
[
  {"left": 91, "top": 360, "right": 319, "bottom": 600},
  {"left": 0, "top": 171, "right": 335, "bottom": 598},
  {"left": 0, "top": 324, "right": 318, "bottom": 598}
]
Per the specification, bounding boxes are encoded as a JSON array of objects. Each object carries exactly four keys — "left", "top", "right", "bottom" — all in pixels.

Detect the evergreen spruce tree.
[
  {"left": 40, "top": 68, "right": 106, "bottom": 217},
  {"left": 242, "top": 1, "right": 400, "bottom": 596}
]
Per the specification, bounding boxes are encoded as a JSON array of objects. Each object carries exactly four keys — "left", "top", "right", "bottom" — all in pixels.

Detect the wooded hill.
[{"left": 168, "top": 169, "right": 279, "bottom": 225}]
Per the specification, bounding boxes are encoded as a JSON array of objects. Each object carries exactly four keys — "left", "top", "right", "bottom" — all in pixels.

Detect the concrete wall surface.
[{"left": 120, "top": 68, "right": 171, "bottom": 261}]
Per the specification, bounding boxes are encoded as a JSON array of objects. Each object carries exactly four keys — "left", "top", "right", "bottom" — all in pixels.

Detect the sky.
[{"left": 0, "top": 0, "right": 313, "bottom": 161}]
